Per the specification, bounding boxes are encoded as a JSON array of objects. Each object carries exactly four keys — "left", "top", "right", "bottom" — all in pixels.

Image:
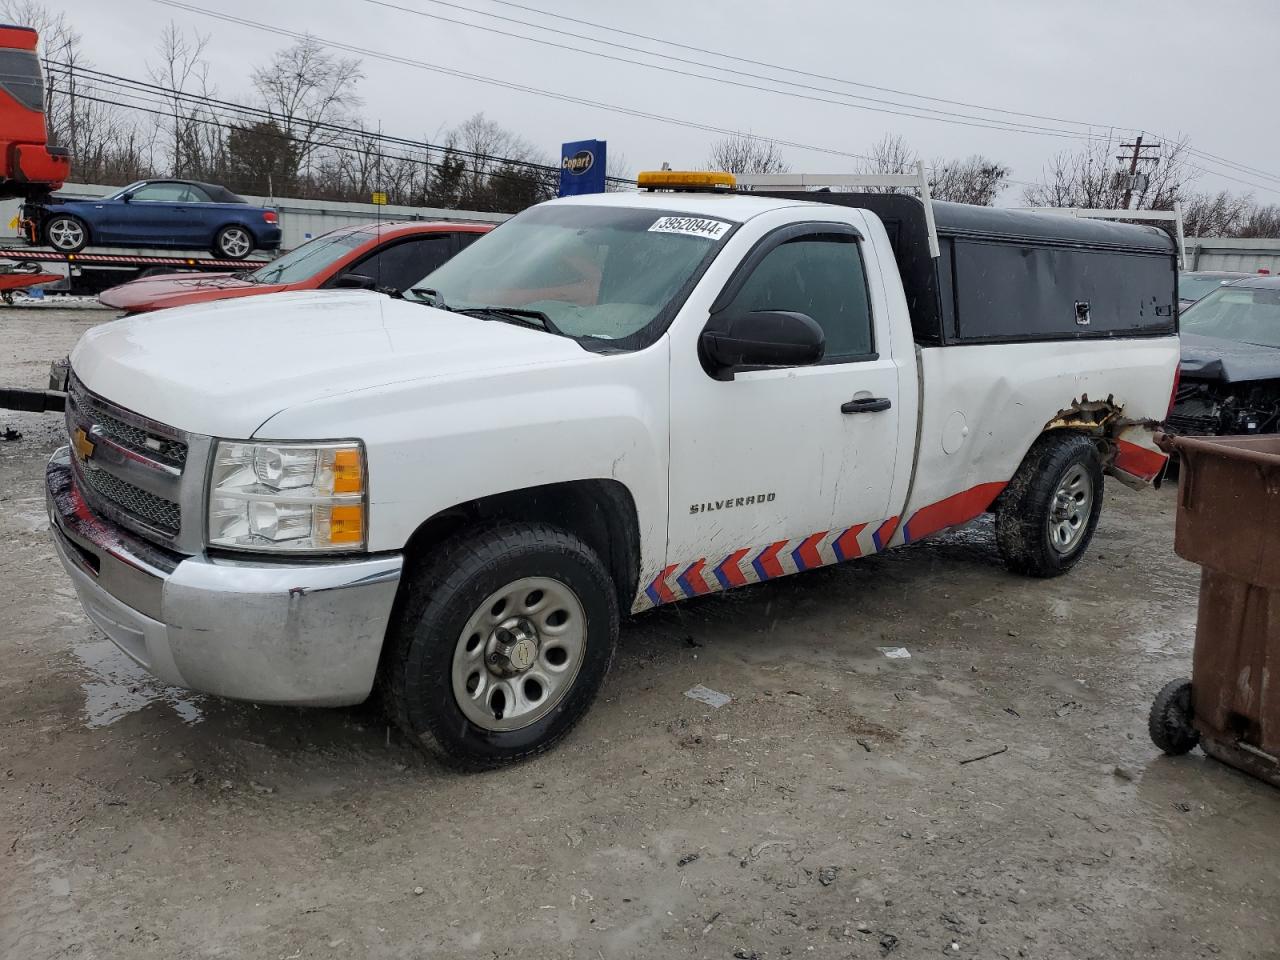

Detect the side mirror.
[
  {"left": 332, "top": 273, "right": 377, "bottom": 290},
  {"left": 120, "top": 192, "right": 132, "bottom": 202},
  {"left": 700, "top": 309, "right": 825, "bottom": 380}
]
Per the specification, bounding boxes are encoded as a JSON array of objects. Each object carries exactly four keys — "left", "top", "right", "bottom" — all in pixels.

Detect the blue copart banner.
[{"left": 559, "top": 140, "right": 607, "bottom": 196}]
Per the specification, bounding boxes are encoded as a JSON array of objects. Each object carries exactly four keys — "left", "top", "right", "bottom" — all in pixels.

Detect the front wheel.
[
  {"left": 45, "top": 215, "right": 88, "bottom": 252},
  {"left": 996, "top": 432, "right": 1104, "bottom": 577},
  {"left": 213, "top": 225, "right": 254, "bottom": 259},
  {"left": 381, "top": 523, "right": 619, "bottom": 769}
]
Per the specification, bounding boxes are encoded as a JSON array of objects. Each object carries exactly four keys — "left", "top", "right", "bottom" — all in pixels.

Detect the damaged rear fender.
[{"left": 1043, "top": 395, "right": 1168, "bottom": 489}]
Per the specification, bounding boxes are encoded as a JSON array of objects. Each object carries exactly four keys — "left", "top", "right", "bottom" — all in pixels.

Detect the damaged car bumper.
[{"left": 45, "top": 447, "right": 402, "bottom": 706}]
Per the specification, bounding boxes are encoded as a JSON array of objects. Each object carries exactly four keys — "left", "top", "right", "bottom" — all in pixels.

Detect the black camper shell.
[{"left": 762, "top": 192, "right": 1179, "bottom": 347}]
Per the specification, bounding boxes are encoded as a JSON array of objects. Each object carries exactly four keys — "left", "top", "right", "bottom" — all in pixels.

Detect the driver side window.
[
  {"left": 131, "top": 183, "right": 198, "bottom": 203},
  {"left": 725, "top": 234, "right": 874, "bottom": 362}
]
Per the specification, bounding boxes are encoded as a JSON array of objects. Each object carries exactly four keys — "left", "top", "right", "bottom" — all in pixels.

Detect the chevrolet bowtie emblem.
[{"left": 72, "top": 427, "right": 95, "bottom": 462}]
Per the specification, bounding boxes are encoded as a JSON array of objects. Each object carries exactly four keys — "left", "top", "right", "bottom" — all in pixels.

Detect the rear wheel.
[
  {"left": 213, "top": 225, "right": 253, "bottom": 260},
  {"left": 382, "top": 523, "right": 619, "bottom": 769},
  {"left": 1149, "top": 678, "right": 1199, "bottom": 755},
  {"left": 45, "top": 215, "right": 88, "bottom": 252},
  {"left": 996, "top": 432, "right": 1104, "bottom": 577}
]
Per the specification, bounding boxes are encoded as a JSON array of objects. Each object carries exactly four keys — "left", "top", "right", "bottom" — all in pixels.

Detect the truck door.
[{"left": 665, "top": 221, "right": 902, "bottom": 593}]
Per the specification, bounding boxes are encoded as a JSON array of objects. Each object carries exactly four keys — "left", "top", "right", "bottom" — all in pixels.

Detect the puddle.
[{"left": 70, "top": 631, "right": 204, "bottom": 728}]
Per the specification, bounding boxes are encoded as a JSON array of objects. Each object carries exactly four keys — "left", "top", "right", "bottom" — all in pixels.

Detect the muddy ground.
[{"left": 2, "top": 306, "right": 1278, "bottom": 960}]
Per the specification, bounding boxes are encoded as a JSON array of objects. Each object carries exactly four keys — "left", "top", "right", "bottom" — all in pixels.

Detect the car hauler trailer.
[{"left": 0, "top": 240, "right": 271, "bottom": 297}]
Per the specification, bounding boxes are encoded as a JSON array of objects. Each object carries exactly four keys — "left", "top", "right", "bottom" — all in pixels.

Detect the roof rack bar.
[{"left": 736, "top": 162, "right": 940, "bottom": 258}]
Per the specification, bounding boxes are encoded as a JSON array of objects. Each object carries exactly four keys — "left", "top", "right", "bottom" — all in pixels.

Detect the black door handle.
[{"left": 841, "top": 396, "right": 892, "bottom": 414}]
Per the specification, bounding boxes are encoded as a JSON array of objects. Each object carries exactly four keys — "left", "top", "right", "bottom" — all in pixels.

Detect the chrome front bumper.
[{"left": 46, "top": 448, "right": 404, "bottom": 706}]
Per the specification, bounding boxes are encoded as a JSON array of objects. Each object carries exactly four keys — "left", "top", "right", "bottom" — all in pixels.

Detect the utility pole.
[{"left": 1116, "top": 135, "right": 1161, "bottom": 209}]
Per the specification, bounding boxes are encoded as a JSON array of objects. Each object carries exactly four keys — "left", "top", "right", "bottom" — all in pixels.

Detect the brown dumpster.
[{"left": 1149, "top": 435, "right": 1280, "bottom": 787}]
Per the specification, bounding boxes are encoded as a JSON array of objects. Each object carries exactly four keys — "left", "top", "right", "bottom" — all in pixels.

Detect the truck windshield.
[
  {"left": 1181, "top": 286, "right": 1280, "bottom": 349},
  {"left": 406, "top": 204, "right": 736, "bottom": 349},
  {"left": 247, "top": 228, "right": 372, "bottom": 285}
]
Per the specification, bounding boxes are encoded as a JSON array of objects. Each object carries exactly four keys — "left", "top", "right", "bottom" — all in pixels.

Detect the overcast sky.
[{"left": 53, "top": 0, "right": 1280, "bottom": 203}]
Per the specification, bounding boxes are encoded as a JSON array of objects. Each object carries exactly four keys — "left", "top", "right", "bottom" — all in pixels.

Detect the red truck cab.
[{"left": 0, "top": 24, "right": 70, "bottom": 200}]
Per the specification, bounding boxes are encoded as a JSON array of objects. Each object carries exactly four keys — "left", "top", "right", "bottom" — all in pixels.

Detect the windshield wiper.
[
  {"left": 460, "top": 305, "right": 564, "bottom": 336},
  {"left": 408, "top": 287, "right": 451, "bottom": 309},
  {"left": 231, "top": 270, "right": 260, "bottom": 283}
]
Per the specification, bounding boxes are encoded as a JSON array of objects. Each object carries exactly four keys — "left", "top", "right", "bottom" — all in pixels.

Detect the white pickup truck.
[{"left": 47, "top": 169, "right": 1180, "bottom": 767}]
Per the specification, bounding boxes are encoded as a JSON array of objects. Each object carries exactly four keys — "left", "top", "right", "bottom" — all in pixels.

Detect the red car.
[{"left": 98, "top": 221, "right": 491, "bottom": 314}]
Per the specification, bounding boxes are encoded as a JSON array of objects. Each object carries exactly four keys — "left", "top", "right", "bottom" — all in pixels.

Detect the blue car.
[{"left": 30, "top": 179, "right": 282, "bottom": 260}]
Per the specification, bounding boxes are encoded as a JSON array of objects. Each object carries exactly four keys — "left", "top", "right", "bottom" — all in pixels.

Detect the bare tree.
[
  {"left": 605, "top": 150, "right": 631, "bottom": 192},
  {"left": 857, "top": 135, "right": 1009, "bottom": 203},
  {"left": 1235, "top": 204, "right": 1280, "bottom": 239},
  {"left": 447, "top": 112, "right": 544, "bottom": 199},
  {"left": 851, "top": 134, "right": 921, "bottom": 193},
  {"left": 1182, "top": 190, "right": 1254, "bottom": 237},
  {"left": 928, "top": 155, "right": 1009, "bottom": 205},
  {"left": 251, "top": 36, "right": 363, "bottom": 181},
  {"left": 706, "top": 133, "right": 789, "bottom": 175},
  {"left": 1023, "top": 136, "right": 1197, "bottom": 211},
  {"left": 147, "top": 22, "right": 218, "bottom": 178},
  {"left": 860, "top": 134, "right": 917, "bottom": 176}
]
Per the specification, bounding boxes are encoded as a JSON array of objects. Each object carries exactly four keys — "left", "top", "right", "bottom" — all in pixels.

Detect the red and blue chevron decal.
[
  {"left": 831, "top": 522, "right": 866, "bottom": 562},
  {"left": 636, "top": 481, "right": 1009, "bottom": 611},
  {"left": 901, "top": 481, "right": 1005, "bottom": 543},
  {"left": 644, "top": 563, "right": 679, "bottom": 606},
  {"left": 872, "top": 516, "right": 900, "bottom": 551}
]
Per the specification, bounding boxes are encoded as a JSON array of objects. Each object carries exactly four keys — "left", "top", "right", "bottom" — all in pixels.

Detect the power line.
[
  {"left": 148, "top": 0, "right": 1280, "bottom": 200},
  {"left": 1169, "top": 139, "right": 1280, "bottom": 188},
  {"left": 455, "top": 0, "right": 1115, "bottom": 132},
  {"left": 426, "top": 0, "right": 1280, "bottom": 191},
  {"left": 45, "top": 61, "right": 635, "bottom": 187},
  {"left": 44, "top": 76, "right": 574, "bottom": 197},
  {"left": 360, "top": 0, "right": 1117, "bottom": 141},
  {"left": 146, "top": 0, "right": 901, "bottom": 167}
]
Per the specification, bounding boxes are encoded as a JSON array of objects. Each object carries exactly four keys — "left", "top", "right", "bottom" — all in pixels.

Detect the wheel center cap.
[
  {"left": 507, "top": 637, "right": 536, "bottom": 671},
  {"left": 489, "top": 620, "right": 539, "bottom": 677}
]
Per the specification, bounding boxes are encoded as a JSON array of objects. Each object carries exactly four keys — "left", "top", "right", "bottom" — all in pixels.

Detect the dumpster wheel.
[{"left": 1149, "top": 678, "right": 1199, "bottom": 755}]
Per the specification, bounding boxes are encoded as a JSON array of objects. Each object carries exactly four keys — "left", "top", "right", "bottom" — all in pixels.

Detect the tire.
[
  {"left": 996, "top": 432, "right": 1104, "bottom": 577},
  {"left": 213, "top": 224, "right": 254, "bottom": 260},
  {"left": 44, "top": 215, "right": 88, "bottom": 252},
  {"left": 1149, "top": 678, "right": 1199, "bottom": 755},
  {"left": 381, "top": 522, "right": 619, "bottom": 769}
]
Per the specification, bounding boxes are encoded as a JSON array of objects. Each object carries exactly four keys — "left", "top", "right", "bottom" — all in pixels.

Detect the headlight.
[{"left": 207, "top": 440, "right": 366, "bottom": 553}]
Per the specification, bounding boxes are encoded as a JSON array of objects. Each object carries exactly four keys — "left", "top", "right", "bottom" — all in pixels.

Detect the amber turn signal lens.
[
  {"left": 332, "top": 448, "right": 363, "bottom": 494},
  {"left": 328, "top": 505, "right": 364, "bottom": 544}
]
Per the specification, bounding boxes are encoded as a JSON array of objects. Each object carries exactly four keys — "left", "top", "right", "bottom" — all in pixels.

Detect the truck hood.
[
  {"left": 71, "top": 290, "right": 588, "bottom": 437},
  {"left": 1180, "top": 332, "right": 1280, "bottom": 384}
]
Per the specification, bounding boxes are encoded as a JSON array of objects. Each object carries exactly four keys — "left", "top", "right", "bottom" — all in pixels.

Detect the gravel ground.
[{"left": 2, "top": 307, "right": 1278, "bottom": 960}]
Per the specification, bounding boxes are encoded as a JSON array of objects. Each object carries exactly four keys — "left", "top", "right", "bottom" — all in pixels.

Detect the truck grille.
[
  {"left": 78, "top": 460, "right": 182, "bottom": 533},
  {"left": 68, "top": 378, "right": 188, "bottom": 467},
  {"left": 64, "top": 372, "right": 200, "bottom": 549},
  {"left": 95, "top": 407, "right": 188, "bottom": 467}
]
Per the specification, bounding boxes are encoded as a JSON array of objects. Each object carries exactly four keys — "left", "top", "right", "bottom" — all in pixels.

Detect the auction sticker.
[{"left": 648, "top": 216, "right": 732, "bottom": 240}]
